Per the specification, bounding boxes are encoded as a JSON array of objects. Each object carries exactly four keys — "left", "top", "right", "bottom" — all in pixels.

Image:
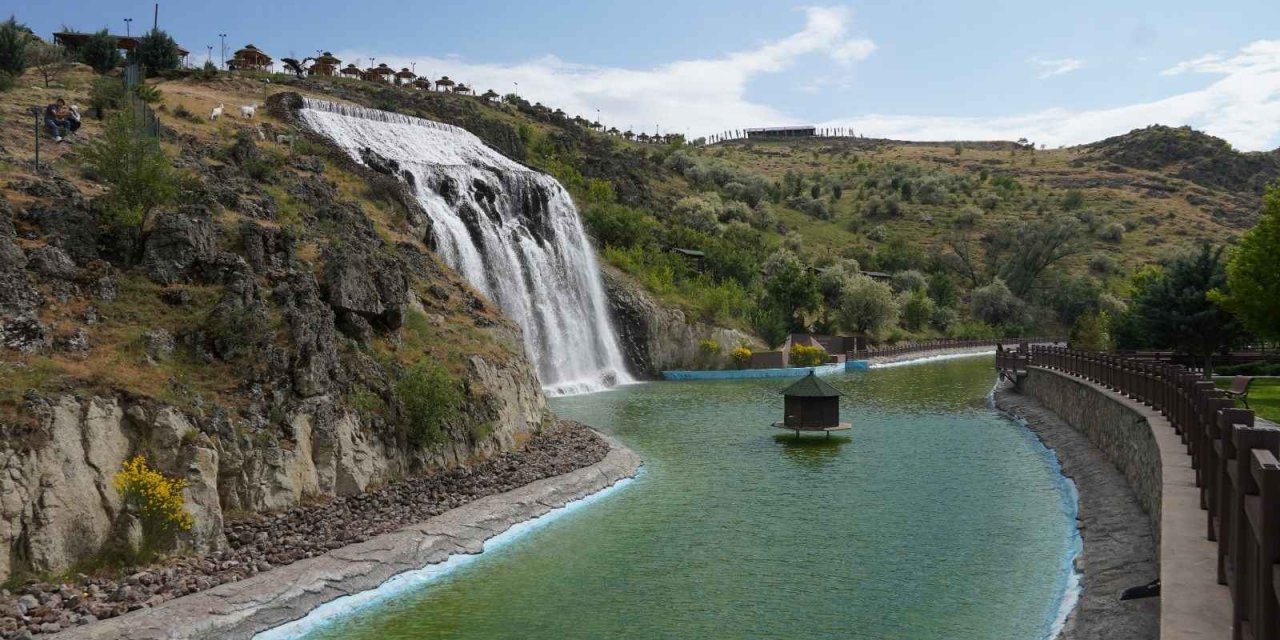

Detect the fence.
[
  {"left": 1000, "top": 346, "right": 1274, "bottom": 638},
  {"left": 123, "top": 63, "right": 162, "bottom": 138},
  {"left": 848, "top": 337, "right": 1059, "bottom": 361}
]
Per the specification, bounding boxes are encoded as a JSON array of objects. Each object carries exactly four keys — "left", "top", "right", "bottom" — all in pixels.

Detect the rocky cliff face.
[
  {"left": 0, "top": 103, "right": 549, "bottom": 581},
  {"left": 602, "top": 267, "right": 758, "bottom": 377}
]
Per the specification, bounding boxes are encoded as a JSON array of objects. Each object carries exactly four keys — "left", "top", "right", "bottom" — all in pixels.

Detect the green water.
[{"left": 303, "top": 357, "right": 1075, "bottom": 639}]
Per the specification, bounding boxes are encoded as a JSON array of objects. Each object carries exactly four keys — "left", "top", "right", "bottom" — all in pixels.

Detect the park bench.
[{"left": 1222, "top": 375, "right": 1253, "bottom": 408}]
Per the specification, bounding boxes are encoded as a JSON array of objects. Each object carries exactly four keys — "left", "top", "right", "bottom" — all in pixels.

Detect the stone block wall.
[{"left": 1021, "top": 367, "right": 1162, "bottom": 544}]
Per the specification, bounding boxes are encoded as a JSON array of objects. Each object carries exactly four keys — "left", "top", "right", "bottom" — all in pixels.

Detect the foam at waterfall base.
[{"left": 298, "top": 98, "right": 634, "bottom": 393}]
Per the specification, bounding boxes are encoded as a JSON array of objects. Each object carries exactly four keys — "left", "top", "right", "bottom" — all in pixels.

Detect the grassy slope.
[{"left": 1216, "top": 378, "right": 1280, "bottom": 424}]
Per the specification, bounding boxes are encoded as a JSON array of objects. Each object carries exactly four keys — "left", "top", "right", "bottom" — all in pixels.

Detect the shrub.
[
  {"left": 890, "top": 269, "right": 927, "bottom": 293},
  {"left": 197, "top": 60, "right": 218, "bottom": 79},
  {"left": 953, "top": 205, "right": 981, "bottom": 228},
  {"left": 790, "top": 343, "right": 827, "bottom": 367},
  {"left": 1070, "top": 311, "right": 1112, "bottom": 351},
  {"left": 395, "top": 361, "right": 463, "bottom": 449},
  {"left": 1062, "top": 189, "right": 1085, "bottom": 211},
  {"left": 970, "top": 278, "right": 1025, "bottom": 326},
  {"left": 89, "top": 76, "right": 127, "bottom": 115},
  {"left": 134, "top": 83, "right": 162, "bottom": 103},
  {"left": 1098, "top": 221, "right": 1125, "bottom": 243},
  {"left": 114, "top": 455, "right": 192, "bottom": 560},
  {"left": 78, "top": 28, "right": 122, "bottom": 73},
  {"left": 930, "top": 305, "right": 958, "bottom": 331},
  {"left": 730, "top": 346, "right": 752, "bottom": 369},
  {"left": 948, "top": 320, "right": 998, "bottom": 339},
  {"left": 900, "top": 289, "right": 936, "bottom": 331},
  {"left": 837, "top": 274, "right": 899, "bottom": 335},
  {"left": 0, "top": 71, "right": 13, "bottom": 93},
  {"left": 698, "top": 339, "right": 721, "bottom": 365},
  {"left": 172, "top": 103, "right": 201, "bottom": 122},
  {"left": 0, "top": 17, "right": 29, "bottom": 77}
]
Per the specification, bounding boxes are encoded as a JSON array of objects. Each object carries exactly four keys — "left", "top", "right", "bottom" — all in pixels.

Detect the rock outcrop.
[{"left": 602, "top": 266, "right": 758, "bottom": 376}]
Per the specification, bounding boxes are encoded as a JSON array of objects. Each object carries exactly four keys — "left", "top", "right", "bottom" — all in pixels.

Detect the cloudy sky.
[{"left": 16, "top": 0, "right": 1280, "bottom": 149}]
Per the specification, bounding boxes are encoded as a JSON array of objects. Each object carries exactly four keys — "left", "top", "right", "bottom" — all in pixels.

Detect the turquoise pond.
[{"left": 295, "top": 356, "right": 1078, "bottom": 639}]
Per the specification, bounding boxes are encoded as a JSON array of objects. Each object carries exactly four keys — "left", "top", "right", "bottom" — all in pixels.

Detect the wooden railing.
[
  {"left": 1005, "top": 345, "right": 1276, "bottom": 638},
  {"left": 848, "top": 337, "right": 1059, "bottom": 361}
]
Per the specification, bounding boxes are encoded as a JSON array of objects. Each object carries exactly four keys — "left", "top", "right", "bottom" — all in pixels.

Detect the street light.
[
  {"left": 124, "top": 18, "right": 132, "bottom": 37},
  {"left": 206, "top": 45, "right": 212, "bottom": 64},
  {"left": 219, "top": 33, "right": 227, "bottom": 69}
]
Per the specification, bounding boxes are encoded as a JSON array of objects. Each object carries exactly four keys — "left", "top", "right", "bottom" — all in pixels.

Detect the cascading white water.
[{"left": 299, "top": 98, "right": 633, "bottom": 395}]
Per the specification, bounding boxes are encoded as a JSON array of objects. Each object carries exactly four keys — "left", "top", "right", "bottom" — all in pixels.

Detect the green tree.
[
  {"left": 836, "top": 274, "right": 898, "bottom": 335},
  {"left": 1221, "top": 184, "right": 1280, "bottom": 341},
  {"left": 761, "top": 249, "right": 821, "bottom": 330},
  {"left": 751, "top": 306, "right": 791, "bottom": 349},
  {"left": 78, "top": 28, "right": 122, "bottom": 73},
  {"left": 0, "top": 16, "right": 30, "bottom": 78},
  {"left": 901, "top": 289, "right": 936, "bottom": 332},
  {"left": 1070, "top": 311, "right": 1112, "bottom": 351},
  {"left": 81, "top": 106, "right": 178, "bottom": 252},
  {"left": 1126, "top": 243, "right": 1238, "bottom": 375},
  {"left": 970, "top": 278, "right": 1025, "bottom": 327},
  {"left": 131, "top": 28, "right": 180, "bottom": 75},
  {"left": 26, "top": 39, "right": 69, "bottom": 88}
]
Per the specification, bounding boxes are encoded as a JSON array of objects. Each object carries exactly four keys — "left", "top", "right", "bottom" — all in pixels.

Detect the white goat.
[
  {"left": 239, "top": 103, "right": 258, "bottom": 118},
  {"left": 210, "top": 103, "right": 224, "bottom": 120}
]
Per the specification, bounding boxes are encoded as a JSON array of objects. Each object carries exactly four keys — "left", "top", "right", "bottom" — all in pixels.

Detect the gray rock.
[
  {"left": 142, "top": 329, "right": 174, "bottom": 364},
  {"left": 321, "top": 245, "right": 410, "bottom": 330},
  {"left": 142, "top": 212, "right": 217, "bottom": 285},
  {"left": 1, "top": 314, "right": 49, "bottom": 353},
  {"left": 26, "top": 245, "right": 77, "bottom": 279}
]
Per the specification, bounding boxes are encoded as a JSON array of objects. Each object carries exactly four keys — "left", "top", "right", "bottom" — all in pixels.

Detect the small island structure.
[{"left": 773, "top": 372, "right": 850, "bottom": 438}]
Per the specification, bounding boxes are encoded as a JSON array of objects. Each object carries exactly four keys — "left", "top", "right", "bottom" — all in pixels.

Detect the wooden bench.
[{"left": 1223, "top": 375, "right": 1254, "bottom": 408}]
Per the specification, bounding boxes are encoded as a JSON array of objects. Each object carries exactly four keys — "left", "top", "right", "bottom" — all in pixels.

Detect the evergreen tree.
[
  {"left": 78, "top": 29, "right": 122, "bottom": 73},
  {"left": 1127, "top": 243, "right": 1238, "bottom": 375},
  {"left": 0, "top": 16, "right": 30, "bottom": 77},
  {"left": 131, "top": 28, "right": 180, "bottom": 75}
]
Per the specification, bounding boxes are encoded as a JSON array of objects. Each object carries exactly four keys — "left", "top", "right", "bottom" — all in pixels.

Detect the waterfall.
[{"left": 299, "top": 98, "right": 633, "bottom": 395}]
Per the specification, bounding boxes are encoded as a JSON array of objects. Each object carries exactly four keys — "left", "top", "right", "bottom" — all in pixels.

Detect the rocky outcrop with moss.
[
  {"left": 602, "top": 266, "right": 758, "bottom": 376},
  {"left": 0, "top": 86, "right": 552, "bottom": 588}
]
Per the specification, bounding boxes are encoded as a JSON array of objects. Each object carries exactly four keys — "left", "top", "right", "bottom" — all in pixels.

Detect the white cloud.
[
  {"left": 1031, "top": 56, "right": 1084, "bottom": 79},
  {"left": 822, "top": 40, "right": 1280, "bottom": 151},
  {"left": 335, "top": 6, "right": 873, "bottom": 138}
]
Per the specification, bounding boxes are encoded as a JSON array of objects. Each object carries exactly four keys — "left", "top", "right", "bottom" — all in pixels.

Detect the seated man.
[{"left": 43, "top": 98, "right": 71, "bottom": 142}]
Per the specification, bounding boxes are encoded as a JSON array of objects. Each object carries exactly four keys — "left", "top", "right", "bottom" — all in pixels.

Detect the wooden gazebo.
[
  {"left": 452, "top": 83, "right": 472, "bottom": 95},
  {"left": 773, "top": 372, "right": 850, "bottom": 437},
  {"left": 435, "top": 76, "right": 456, "bottom": 92},
  {"left": 480, "top": 89, "right": 500, "bottom": 103},
  {"left": 394, "top": 67, "right": 416, "bottom": 85},
  {"left": 311, "top": 52, "right": 341, "bottom": 76},
  {"left": 231, "top": 44, "right": 272, "bottom": 71},
  {"left": 339, "top": 63, "right": 363, "bottom": 78},
  {"left": 412, "top": 77, "right": 433, "bottom": 90},
  {"left": 365, "top": 63, "right": 394, "bottom": 83}
]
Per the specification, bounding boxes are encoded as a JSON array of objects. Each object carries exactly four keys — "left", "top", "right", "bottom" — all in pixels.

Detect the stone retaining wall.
[
  {"left": 1022, "top": 367, "right": 1162, "bottom": 548},
  {"left": 51, "top": 436, "right": 642, "bottom": 640}
]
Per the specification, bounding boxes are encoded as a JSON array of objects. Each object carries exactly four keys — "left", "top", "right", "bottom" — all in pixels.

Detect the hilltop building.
[{"left": 746, "top": 126, "right": 816, "bottom": 139}]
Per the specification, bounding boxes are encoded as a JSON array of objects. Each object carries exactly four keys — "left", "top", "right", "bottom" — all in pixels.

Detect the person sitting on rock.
[{"left": 44, "top": 98, "right": 73, "bottom": 142}]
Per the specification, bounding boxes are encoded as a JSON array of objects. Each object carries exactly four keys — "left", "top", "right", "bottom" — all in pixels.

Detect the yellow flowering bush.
[
  {"left": 790, "top": 344, "right": 828, "bottom": 367},
  {"left": 730, "top": 346, "right": 752, "bottom": 369},
  {"left": 114, "top": 455, "right": 192, "bottom": 558}
]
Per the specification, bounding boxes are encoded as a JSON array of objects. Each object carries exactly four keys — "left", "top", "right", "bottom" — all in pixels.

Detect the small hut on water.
[{"left": 773, "top": 372, "right": 850, "bottom": 437}]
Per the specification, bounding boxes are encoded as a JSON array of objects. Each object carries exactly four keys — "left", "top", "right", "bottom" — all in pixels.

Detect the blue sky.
[{"left": 13, "top": 1, "right": 1280, "bottom": 149}]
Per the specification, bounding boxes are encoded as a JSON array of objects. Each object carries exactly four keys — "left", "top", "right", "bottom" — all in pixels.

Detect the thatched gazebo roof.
[
  {"left": 395, "top": 67, "right": 416, "bottom": 80},
  {"left": 480, "top": 89, "right": 500, "bottom": 101},
  {"left": 233, "top": 44, "right": 271, "bottom": 64},
  {"left": 435, "top": 76, "right": 456, "bottom": 89},
  {"left": 453, "top": 83, "right": 471, "bottom": 94},
  {"left": 412, "top": 77, "right": 433, "bottom": 90},
  {"left": 315, "top": 52, "right": 340, "bottom": 66},
  {"left": 367, "top": 63, "right": 393, "bottom": 76},
  {"left": 340, "top": 64, "right": 362, "bottom": 76}
]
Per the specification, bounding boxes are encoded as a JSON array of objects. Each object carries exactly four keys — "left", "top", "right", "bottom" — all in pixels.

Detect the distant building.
[{"left": 746, "top": 126, "right": 816, "bottom": 139}]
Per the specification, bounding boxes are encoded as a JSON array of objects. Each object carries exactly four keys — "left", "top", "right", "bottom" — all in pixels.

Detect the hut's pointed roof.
[{"left": 781, "top": 372, "right": 842, "bottom": 397}]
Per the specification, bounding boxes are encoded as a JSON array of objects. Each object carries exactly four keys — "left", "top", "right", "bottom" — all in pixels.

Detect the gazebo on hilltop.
[
  {"left": 394, "top": 67, "right": 416, "bottom": 85},
  {"left": 231, "top": 44, "right": 272, "bottom": 71},
  {"left": 412, "top": 77, "right": 433, "bottom": 90},
  {"left": 339, "top": 63, "right": 363, "bottom": 78},
  {"left": 773, "top": 372, "right": 850, "bottom": 438},
  {"left": 365, "top": 63, "right": 394, "bottom": 83},
  {"left": 435, "top": 76, "right": 456, "bottom": 92},
  {"left": 311, "top": 52, "right": 341, "bottom": 76}
]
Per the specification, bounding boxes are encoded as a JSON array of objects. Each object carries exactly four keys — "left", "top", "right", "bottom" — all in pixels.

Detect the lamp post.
[
  {"left": 206, "top": 45, "right": 212, "bottom": 64},
  {"left": 124, "top": 18, "right": 132, "bottom": 37},
  {"left": 219, "top": 33, "right": 227, "bottom": 69}
]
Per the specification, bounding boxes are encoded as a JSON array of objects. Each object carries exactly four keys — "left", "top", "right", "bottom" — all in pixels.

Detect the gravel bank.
[
  {"left": 994, "top": 383, "right": 1159, "bottom": 640},
  {"left": 0, "top": 421, "right": 616, "bottom": 639}
]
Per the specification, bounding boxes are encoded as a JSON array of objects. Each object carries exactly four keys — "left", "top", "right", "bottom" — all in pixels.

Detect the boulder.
[
  {"left": 142, "top": 212, "right": 218, "bottom": 284},
  {"left": 26, "top": 245, "right": 77, "bottom": 279}
]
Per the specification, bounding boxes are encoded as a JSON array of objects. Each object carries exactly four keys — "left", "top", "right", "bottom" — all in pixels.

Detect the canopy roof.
[
  {"left": 234, "top": 44, "right": 271, "bottom": 61},
  {"left": 395, "top": 67, "right": 416, "bottom": 78},
  {"left": 315, "top": 52, "right": 340, "bottom": 64},
  {"left": 781, "top": 372, "right": 842, "bottom": 398}
]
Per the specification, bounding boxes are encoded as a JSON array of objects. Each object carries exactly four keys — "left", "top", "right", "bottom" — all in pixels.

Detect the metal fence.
[
  {"left": 847, "top": 337, "right": 1060, "bottom": 361},
  {"left": 1000, "top": 346, "right": 1274, "bottom": 638},
  {"left": 122, "top": 63, "right": 161, "bottom": 138}
]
